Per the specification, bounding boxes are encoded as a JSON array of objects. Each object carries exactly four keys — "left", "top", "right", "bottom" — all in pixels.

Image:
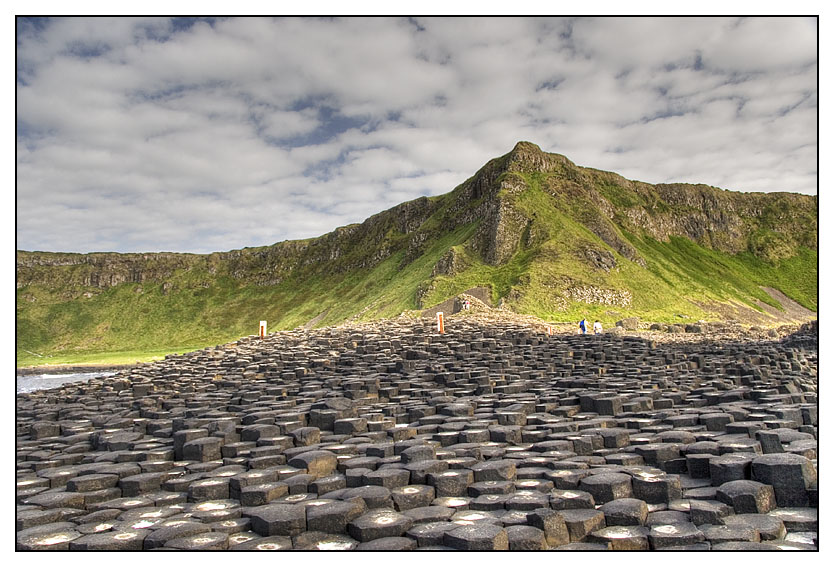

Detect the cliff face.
[
  {"left": 19, "top": 141, "right": 815, "bottom": 291},
  {"left": 16, "top": 141, "right": 817, "bottom": 364}
]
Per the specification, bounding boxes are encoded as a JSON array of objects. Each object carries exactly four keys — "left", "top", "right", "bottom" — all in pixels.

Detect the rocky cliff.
[{"left": 16, "top": 141, "right": 817, "bottom": 365}]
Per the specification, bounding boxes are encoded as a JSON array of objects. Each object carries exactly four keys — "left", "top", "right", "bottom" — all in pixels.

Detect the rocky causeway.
[{"left": 16, "top": 314, "right": 818, "bottom": 551}]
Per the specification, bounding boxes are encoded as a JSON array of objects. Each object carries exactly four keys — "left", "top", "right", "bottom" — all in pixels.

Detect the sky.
[{"left": 15, "top": 15, "right": 819, "bottom": 254}]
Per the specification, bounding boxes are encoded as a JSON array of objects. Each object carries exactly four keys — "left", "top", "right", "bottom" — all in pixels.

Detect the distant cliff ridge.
[{"left": 16, "top": 141, "right": 817, "bottom": 364}]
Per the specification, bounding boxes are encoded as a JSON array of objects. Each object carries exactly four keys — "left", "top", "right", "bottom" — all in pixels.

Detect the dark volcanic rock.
[{"left": 15, "top": 317, "right": 817, "bottom": 551}]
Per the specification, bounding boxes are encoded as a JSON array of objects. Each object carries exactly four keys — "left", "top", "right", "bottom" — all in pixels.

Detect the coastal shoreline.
[{"left": 16, "top": 363, "right": 138, "bottom": 376}]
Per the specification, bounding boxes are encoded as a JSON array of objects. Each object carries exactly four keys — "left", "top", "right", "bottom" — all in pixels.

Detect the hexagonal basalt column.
[{"left": 751, "top": 454, "right": 817, "bottom": 507}]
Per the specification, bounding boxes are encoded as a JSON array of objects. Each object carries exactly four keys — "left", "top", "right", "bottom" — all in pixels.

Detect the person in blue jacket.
[{"left": 579, "top": 318, "right": 588, "bottom": 334}]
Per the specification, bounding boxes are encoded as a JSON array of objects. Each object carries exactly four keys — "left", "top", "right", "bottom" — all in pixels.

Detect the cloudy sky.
[{"left": 16, "top": 16, "right": 818, "bottom": 254}]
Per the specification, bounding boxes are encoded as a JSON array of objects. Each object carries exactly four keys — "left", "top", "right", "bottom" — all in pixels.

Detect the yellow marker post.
[{"left": 437, "top": 312, "right": 445, "bottom": 334}]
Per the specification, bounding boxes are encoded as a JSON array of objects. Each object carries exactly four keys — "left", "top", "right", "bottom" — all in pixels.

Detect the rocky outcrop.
[
  {"left": 432, "top": 247, "right": 469, "bottom": 277},
  {"left": 566, "top": 286, "right": 632, "bottom": 307},
  {"left": 616, "top": 316, "right": 641, "bottom": 330},
  {"left": 627, "top": 183, "right": 816, "bottom": 256},
  {"left": 581, "top": 246, "right": 617, "bottom": 272},
  {"left": 16, "top": 251, "right": 202, "bottom": 290}
]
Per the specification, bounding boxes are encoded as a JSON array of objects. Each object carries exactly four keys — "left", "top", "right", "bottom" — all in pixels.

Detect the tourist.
[
  {"left": 579, "top": 318, "right": 588, "bottom": 334},
  {"left": 593, "top": 320, "right": 603, "bottom": 335}
]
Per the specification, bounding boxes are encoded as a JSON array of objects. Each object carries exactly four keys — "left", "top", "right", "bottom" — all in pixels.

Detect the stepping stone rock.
[
  {"left": 784, "top": 531, "right": 817, "bottom": 546},
  {"left": 230, "top": 535, "right": 293, "bottom": 550},
  {"left": 391, "top": 485, "right": 435, "bottom": 511},
  {"left": 65, "top": 473, "right": 120, "bottom": 492},
  {"left": 751, "top": 454, "right": 816, "bottom": 507},
  {"left": 711, "top": 541, "right": 773, "bottom": 551},
  {"left": 305, "top": 499, "right": 366, "bottom": 533},
  {"left": 16, "top": 508, "right": 70, "bottom": 531},
  {"left": 69, "top": 530, "right": 148, "bottom": 550},
  {"left": 589, "top": 525, "right": 650, "bottom": 550},
  {"left": 427, "top": 469, "right": 474, "bottom": 497},
  {"left": 470, "top": 494, "right": 508, "bottom": 511},
  {"left": 698, "top": 524, "right": 760, "bottom": 544},
  {"left": 443, "top": 523, "right": 509, "bottom": 550},
  {"left": 767, "top": 508, "right": 817, "bottom": 532},
  {"left": 631, "top": 474, "right": 682, "bottom": 504},
  {"left": 549, "top": 490, "right": 595, "bottom": 510},
  {"left": 248, "top": 503, "right": 307, "bottom": 537},
  {"left": 716, "top": 480, "right": 776, "bottom": 514},
  {"left": 579, "top": 472, "right": 633, "bottom": 504},
  {"left": 356, "top": 536, "right": 417, "bottom": 550},
  {"left": 119, "top": 472, "right": 168, "bottom": 497},
  {"left": 406, "top": 522, "right": 460, "bottom": 547},
  {"left": 363, "top": 468, "right": 410, "bottom": 489},
  {"left": 182, "top": 437, "right": 223, "bottom": 463},
  {"left": 685, "top": 454, "right": 716, "bottom": 479},
  {"left": 546, "top": 469, "right": 589, "bottom": 489},
  {"left": 505, "top": 490, "right": 550, "bottom": 511},
  {"left": 555, "top": 542, "right": 611, "bottom": 550},
  {"left": 762, "top": 540, "right": 814, "bottom": 550},
  {"left": 709, "top": 454, "right": 753, "bottom": 486},
  {"left": 645, "top": 511, "right": 690, "bottom": 526},
  {"left": 293, "top": 531, "right": 358, "bottom": 550},
  {"left": 347, "top": 508, "right": 414, "bottom": 542},
  {"left": 472, "top": 459, "right": 517, "bottom": 482},
  {"left": 525, "top": 508, "right": 570, "bottom": 548},
  {"left": 22, "top": 491, "right": 86, "bottom": 510},
  {"left": 688, "top": 499, "right": 733, "bottom": 526},
  {"left": 240, "top": 482, "right": 290, "bottom": 506},
  {"left": 341, "top": 485, "right": 394, "bottom": 509},
  {"left": 142, "top": 522, "right": 213, "bottom": 549},
  {"left": 451, "top": 509, "right": 503, "bottom": 527},
  {"left": 598, "top": 498, "right": 649, "bottom": 526},
  {"left": 288, "top": 450, "right": 338, "bottom": 479},
  {"left": 506, "top": 525, "right": 547, "bottom": 550},
  {"left": 16, "top": 522, "right": 83, "bottom": 550},
  {"left": 647, "top": 523, "right": 706, "bottom": 549},
  {"left": 161, "top": 531, "right": 228, "bottom": 550},
  {"left": 723, "top": 514, "right": 786, "bottom": 541},
  {"left": 402, "top": 505, "right": 455, "bottom": 524},
  {"left": 557, "top": 509, "right": 606, "bottom": 543},
  {"left": 187, "top": 478, "right": 230, "bottom": 502}
]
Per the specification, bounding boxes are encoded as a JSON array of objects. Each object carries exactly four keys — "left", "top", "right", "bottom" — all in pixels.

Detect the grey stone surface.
[
  {"left": 443, "top": 523, "right": 509, "bottom": 550},
  {"left": 15, "top": 318, "right": 817, "bottom": 551}
]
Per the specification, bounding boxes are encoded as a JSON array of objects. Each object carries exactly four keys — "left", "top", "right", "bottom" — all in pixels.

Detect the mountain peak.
[
  {"left": 510, "top": 140, "right": 543, "bottom": 154},
  {"left": 504, "top": 140, "right": 571, "bottom": 174}
]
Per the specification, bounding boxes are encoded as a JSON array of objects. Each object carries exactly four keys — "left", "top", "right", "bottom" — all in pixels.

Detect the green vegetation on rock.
[{"left": 16, "top": 141, "right": 817, "bottom": 367}]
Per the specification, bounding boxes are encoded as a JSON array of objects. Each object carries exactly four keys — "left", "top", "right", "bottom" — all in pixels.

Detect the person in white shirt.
[{"left": 593, "top": 320, "right": 603, "bottom": 335}]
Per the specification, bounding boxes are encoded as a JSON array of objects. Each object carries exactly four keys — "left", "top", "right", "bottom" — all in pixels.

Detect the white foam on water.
[{"left": 16, "top": 371, "right": 117, "bottom": 393}]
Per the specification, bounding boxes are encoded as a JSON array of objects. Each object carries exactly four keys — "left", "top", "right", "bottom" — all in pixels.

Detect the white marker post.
[
  {"left": 259, "top": 321, "right": 267, "bottom": 339},
  {"left": 437, "top": 312, "right": 445, "bottom": 334},
  {"left": 547, "top": 325, "right": 553, "bottom": 335}
]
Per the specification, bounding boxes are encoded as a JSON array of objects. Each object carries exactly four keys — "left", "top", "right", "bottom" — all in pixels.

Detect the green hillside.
[{"left": 16, "top": 142, "right": 817, "bottom": 367}]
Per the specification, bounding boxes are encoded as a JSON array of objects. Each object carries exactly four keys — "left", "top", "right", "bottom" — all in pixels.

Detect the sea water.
[{"left": 16, "top": 371, "right": 117, "bottom": 394}]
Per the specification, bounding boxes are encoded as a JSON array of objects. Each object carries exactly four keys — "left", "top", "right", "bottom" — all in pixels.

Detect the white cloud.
[
  {"left": 15, "top": 16, "right": 818, "bottom": 254},
  {"left": 702, "top": 17, "right": 817, "bottom": 72}
]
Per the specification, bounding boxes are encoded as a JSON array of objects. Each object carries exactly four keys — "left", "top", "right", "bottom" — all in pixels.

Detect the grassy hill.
[{"left": 16, "top": 142, "right": 817, "bottom": 367}]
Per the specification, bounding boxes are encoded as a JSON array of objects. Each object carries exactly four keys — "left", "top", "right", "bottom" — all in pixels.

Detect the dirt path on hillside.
[
  {"left": 757, "top": 287, "right": 817, "bottom": 322},
  {"left": 691, "top": 286, "right": 815, "bottom": 326}
]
